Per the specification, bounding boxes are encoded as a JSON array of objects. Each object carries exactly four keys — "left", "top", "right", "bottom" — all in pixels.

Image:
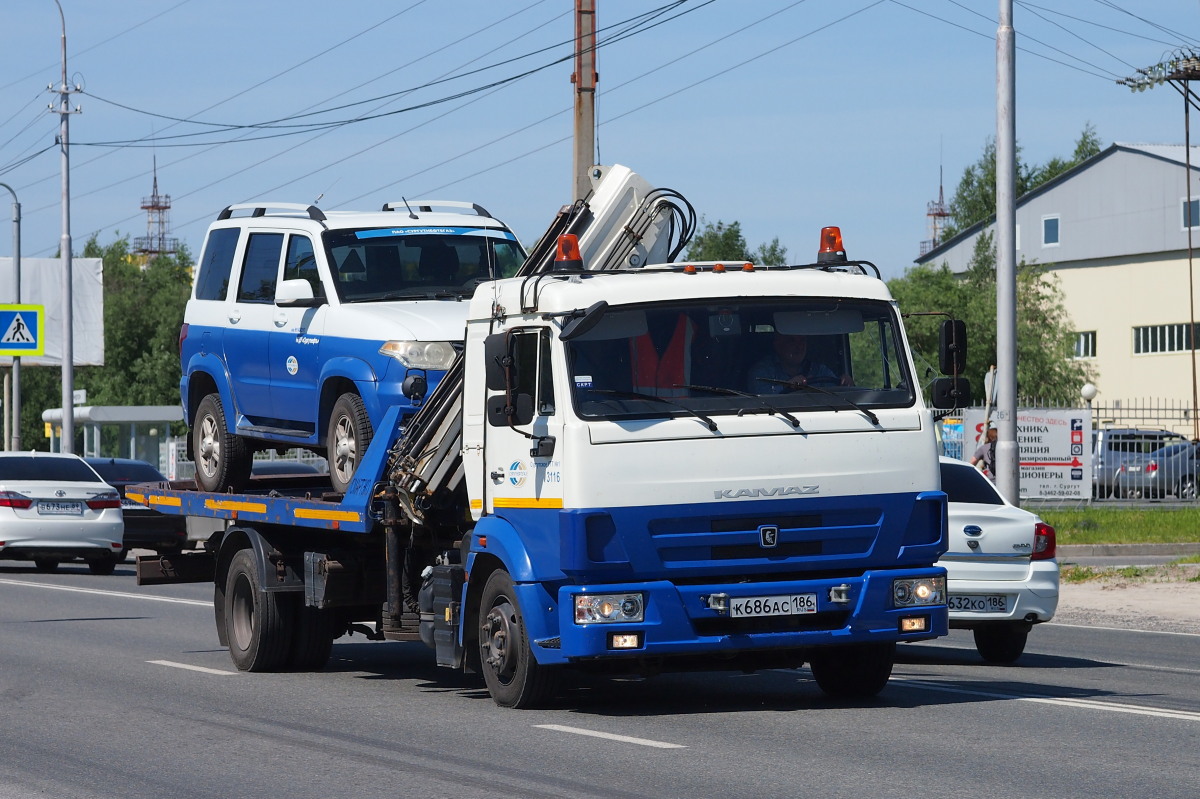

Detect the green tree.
[
  {"left": 684, "top": 218, "right": 788, "bottom": 265},
  {"left": 889, "top": 232, "right": 1093, "bottom": 405},
  {"left": 942, "top": 124, "right": 1102, "bottom": 240},
  {"left": 7, "top": 234, "right": 193, "bottom": 450}
]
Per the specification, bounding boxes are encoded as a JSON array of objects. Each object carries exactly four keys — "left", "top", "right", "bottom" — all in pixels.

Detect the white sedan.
[
  {"left": 0, "top": 452, "right": 124, "bottom": 574},
  {"left": 938, "top": 456, "right": 1059, "bottom": 663}
]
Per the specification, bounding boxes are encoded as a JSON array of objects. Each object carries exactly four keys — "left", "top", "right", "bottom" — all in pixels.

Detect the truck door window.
[
  {"left": 489, "top": 329, "right": 554, "bottom": 427},
  {"left": 237, "top": 233, "right": 284, "bottom": 303}
]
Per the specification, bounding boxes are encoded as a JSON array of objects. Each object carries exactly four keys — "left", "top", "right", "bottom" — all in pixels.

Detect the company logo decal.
[
  {"left": 759, "top": 525, "right": 779, "bottom": 548},
  {"left": 286, "top": 356, "right": 299, "bottom": 375},
  {"left": 714, "top": 485, "right": 819, "bottom": 499},
  {"left": 508, "top": 460, "right": 529, "bottom": 487}
]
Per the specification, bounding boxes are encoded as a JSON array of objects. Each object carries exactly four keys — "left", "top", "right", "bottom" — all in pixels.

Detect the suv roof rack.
[
  {"left": 381, "top": 199, "right": 492, "bottom": 218},
  {"left": 217, "top": 202, "right": 327, "bottom": 222}
]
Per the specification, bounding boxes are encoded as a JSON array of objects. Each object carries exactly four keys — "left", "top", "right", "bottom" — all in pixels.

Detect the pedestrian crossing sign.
[{"left": 0, "top": 304, "right": 44, "bottom": 356}]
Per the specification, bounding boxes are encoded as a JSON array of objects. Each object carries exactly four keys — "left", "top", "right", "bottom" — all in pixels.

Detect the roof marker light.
[
  {"left": 742, "top": 262, "right": 754, "bottom": 271},
  {"left": 554, "top": 234, "right": 583, "bottom": 270},
  {"left": 683, "top": 264, "right": 697, "bottom": 274},
  {"left": 817, "top": 226, "right": 847, "bottom": 263},
  {"left": 713, "top": 263, "right": 726, "bottom": 273}
]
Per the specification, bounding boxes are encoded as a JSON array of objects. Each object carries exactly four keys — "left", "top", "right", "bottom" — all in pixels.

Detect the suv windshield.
[
  {"left": 324, "top": 228, "right": 524, "bottom": 302},
  {"left": 565, "top": 297, "right": 914, "bottom": 422}
]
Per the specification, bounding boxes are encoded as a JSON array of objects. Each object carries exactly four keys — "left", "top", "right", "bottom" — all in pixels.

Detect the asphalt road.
[{"left": 1, "top": 561, "right": 1196, "bottom": 799}]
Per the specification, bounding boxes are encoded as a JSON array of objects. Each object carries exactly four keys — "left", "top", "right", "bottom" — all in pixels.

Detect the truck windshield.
[
  {"left": 323, "top": 228, "right": 525, "bottom": 303},
  {"left": 564, "top": 297, "right": 915, "bottom": 422}
]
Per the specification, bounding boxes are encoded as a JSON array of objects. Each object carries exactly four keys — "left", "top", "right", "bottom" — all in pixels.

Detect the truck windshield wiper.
[
  {"left": 675, "top": 384, "right": 802, "bottom": 429},
  {"left": 590, "top": 389, "right": 719, "bottom": 432},
  {"left": 374, "top": 289, "right": 463, "bottom": 301},
  {"left": 755, "top": 379, "right": 879, "bottom": 426}
]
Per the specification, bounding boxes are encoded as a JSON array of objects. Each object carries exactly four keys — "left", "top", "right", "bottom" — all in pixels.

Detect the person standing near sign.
[{"left": 970, "top": 426, "right": 998, "bottom": 478}]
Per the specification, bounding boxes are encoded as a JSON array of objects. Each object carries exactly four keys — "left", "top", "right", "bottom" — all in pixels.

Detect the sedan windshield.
[
  {"left": 564, "top": 297, "right": 914, "bottom": 423},
  {"left": 0, "top": 457, "right": 103, "bottom": 482},
  {"left": 324, "top": 228, "right": 525, "bottom": 303}
]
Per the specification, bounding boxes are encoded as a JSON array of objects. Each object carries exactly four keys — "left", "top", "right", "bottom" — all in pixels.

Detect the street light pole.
[
  {"left": 53, "top": 0, "right": 75, "bottom": 454},
  {"left": 995, "top": 0, "right": 1020, "bottom": 502},
  {"left": 0, "top": 182, "right": 20, "bottom": 451}
]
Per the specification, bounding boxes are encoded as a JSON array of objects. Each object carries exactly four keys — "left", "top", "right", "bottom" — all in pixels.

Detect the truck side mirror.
[
  {"left": 939, "top": 319, "right": 967, "bottom": 375},
  {"left": 484, "top": 333, "right": 509, "bottom": 391},
  {"left": 559, "top": 301, "right": 609, "bottom": 341},
  {"left": 931, "top": 376, "right": 971, "bottom": 409},
  {"left": 486, "top": 393, "right": 534, "bottom": 427}
]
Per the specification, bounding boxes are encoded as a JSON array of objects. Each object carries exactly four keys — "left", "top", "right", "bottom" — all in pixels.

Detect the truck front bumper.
[{"left": 518, "top": 567, "right": 948, "bottom": 666}]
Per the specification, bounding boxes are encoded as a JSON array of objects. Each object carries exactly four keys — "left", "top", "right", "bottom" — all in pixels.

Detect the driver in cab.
[{"left": 748, "top": 333, "right": 847, "bottom": 393}]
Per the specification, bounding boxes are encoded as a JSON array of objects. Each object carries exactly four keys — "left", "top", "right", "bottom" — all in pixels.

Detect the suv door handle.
[
  {"left": 274, "top": 312, "right": 288, "bottom": 327},
  {"left": 228, "top": 309, "right": 241, "bottom": 324}
]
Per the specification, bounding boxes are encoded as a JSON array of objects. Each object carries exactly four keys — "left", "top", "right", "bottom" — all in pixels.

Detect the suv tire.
[
  {"left": 193, "top": 393, "right": 253, "bottom": 492},
  {"left": 327, "top": 393, "right": 372, "bottom": 494}
]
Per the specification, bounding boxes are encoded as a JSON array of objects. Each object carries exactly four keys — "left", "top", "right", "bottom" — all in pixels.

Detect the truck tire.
[
  {"left": 478, "top": 570, "right": 559, "bottom": 708},
  {"left": 327, "top": 393, "right": 372, "bottom": 495},
  {"left": 287, "top": 602, "right": 338, "bottom": 671},
  {"left": 973, "top": 623, "right": 1028, "bottom": 664},
  {"left": 809, "top": 643, "right": 895, "bottom": 698},
  {"left": 224, "top": 549, "right": 294, "bottom": 671},
  {"left": 194, "top": 393, "right": 252, "bottom": 493}
]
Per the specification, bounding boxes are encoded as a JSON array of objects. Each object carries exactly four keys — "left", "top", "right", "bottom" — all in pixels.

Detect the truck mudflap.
[{"left": 517, "top": 567, "right": 948, "bottom": 666}]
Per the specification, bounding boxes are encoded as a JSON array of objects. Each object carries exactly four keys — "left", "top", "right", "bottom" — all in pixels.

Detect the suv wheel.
[
  {"left": 327, "top": 393, "right": 373, "bottom": 494},
  {"left": 193, "top": 393, "right": 253, "bottom": 492}
]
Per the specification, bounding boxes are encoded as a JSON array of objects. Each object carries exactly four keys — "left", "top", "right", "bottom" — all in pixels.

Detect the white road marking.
[
  {"left": 1048, "top": 621, "right": 1200, "bottom": 638},
  {"left": 898, "top": 678, "right": 1200, "bottom": 721},
  {"left": 535, "top": 724, "right": 686, "bottom": 749},
  {"left": 148, "top": 659, "right": 237, "bottom": 676},
  {"left": 0, "top": 577, "right": 209, "bottom": 606}
]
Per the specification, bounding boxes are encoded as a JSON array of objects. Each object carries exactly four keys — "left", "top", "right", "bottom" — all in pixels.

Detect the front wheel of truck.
[
  {"left": 478, "top": 570, "right": 559, "bottom": 708},
  {"left": 809, "top": 643, "right": 895, "bottom": 698}
]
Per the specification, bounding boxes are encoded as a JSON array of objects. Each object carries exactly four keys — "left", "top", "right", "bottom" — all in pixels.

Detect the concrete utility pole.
[
  {"left": 994, "top": 0, "right": 1020, "bottom": 502},
  {"left": 0, "top": 182, "right": 20, "bottom": 450},
  {"left": 53, "top": 0, "right": 77, "bottom": 453},
  {"left": 572, "top": 0, "right": 597, "bottom": 201}
]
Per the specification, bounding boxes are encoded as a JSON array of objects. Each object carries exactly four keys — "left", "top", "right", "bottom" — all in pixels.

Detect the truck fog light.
[
  {"left": 609, "top": 633, "right": 642, "bottom": 649},
  {"left": 892, "top": 576, "right": 945, "bottom": 607},
  {"left": 574, "top": 592, "right": 645, "bottom": 624},
  {"left": 899, "top": 615, "right": 929, "bottom": 633}
]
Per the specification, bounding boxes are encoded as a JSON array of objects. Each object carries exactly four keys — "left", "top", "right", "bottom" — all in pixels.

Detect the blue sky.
[{"left": 1, "top": 0, "right": 1197, "bottom": 282}]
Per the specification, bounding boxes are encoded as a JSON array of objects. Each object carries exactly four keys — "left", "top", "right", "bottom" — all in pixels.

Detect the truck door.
[
  {"left": 482, "top": 328, "right": 564, "bottom": 515},
  {"left": 225, "top": 232, "right": 284, "bottom": 422}
]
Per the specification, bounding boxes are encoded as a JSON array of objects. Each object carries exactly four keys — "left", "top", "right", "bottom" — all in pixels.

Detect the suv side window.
[
  {"left": 238, "top": 232, "right": 284, "bottom": 303},
  {"left": 195, "top": 228, "right": 240, "bottom": 300},
  {"left": 283, "top": 235, "right": 324, "bottom": 301}
]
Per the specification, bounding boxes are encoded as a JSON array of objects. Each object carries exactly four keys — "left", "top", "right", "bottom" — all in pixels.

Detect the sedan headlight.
[
  {"left": 892, "top": 576, "right": 945, "bottom": 607},
  {"left": 378, "top": 340, "right": 457, "bottom": 370},
  {"left": 574, "top": 593, "right": 644, "bottom": 624}
]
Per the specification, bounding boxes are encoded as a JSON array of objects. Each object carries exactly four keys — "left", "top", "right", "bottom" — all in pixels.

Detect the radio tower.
[
  {"left": 919, "top": 165, "right": 951, "bottom": 257},
  {"left": 134, "top": 157, "right": 179, "bottom": 263}
]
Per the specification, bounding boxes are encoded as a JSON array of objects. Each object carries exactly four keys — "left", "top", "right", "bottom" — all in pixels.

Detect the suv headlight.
[
  {"left": 892, "top": 576, "right": 945, "bottom": 607},
  {"left": 378, "top": 340, "right": 457, "bottom": 370},
  {"left": 574, "top": 593, "right": 644, "bottom": 624}
]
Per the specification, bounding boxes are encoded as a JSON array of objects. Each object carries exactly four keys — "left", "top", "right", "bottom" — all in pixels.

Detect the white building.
[{"left": 916, "top": 143, "right": 1200, "bottom": 411}]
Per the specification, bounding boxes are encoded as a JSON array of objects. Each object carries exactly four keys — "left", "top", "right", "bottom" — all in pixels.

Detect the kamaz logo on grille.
[
  {"left": 759, "top": 525, "right": 779, "bottom": 548},
  {"left": 714, "top": 485, "right": 818, "bottom": 499}
]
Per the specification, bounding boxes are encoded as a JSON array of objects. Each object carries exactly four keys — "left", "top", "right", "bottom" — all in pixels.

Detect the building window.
[
  {"left": 1074, "top": 331, "right": 1096, "bottom": 359},
  {"left": 1133, "top": 323, "right": 1200, "bottom": 354},
  {"left": 1042, "top": 215, "right": 1060, "bottom": 246},
  {"left": 1184, "top": 197, "right": 1200, "bottom": 229}
]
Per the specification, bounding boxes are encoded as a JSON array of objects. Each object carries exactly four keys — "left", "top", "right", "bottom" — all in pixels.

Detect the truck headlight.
[
  {"left": 378, "top": 340, "right": 457, "bottom": 370},
  {"left": 892, "top": 576, "right": 945, "bottom": 607},
  {"left": 574, "top": 593, "right": 644, "bottom": 624}
]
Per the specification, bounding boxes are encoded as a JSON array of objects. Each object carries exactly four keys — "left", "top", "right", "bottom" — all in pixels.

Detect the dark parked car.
[
  {"left": 85, "top": 458, "right": 187, "bottom": 553},
  {"left": 1118, "top": 440, "right": 1200, "bottom": 499}
]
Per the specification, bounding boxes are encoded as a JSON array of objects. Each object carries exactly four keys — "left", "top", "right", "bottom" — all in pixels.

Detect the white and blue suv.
[{"left": 180, "top": 200, "right": 525, "bottom": 494}]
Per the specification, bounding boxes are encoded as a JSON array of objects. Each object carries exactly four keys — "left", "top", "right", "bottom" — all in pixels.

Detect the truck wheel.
[
  {"left": 287, "top": 601, "right": 338, "bottom": 671},
  {"left": 973, "top": 623, "right": 1028, "bottom": 664},
  {"left": 478, "top": 570, "right": 559, "bottom": 708},
  {"left": 809, "top": 643, "right": 895, "bottom": 698},
  {"left": 327, "top": 393, "right": 373, "bottom": 495},
  {"left": 224, "top": 549, "right": 294, "bottom": 671},
  {"left": 194, "top": 393, "right": 252, "bottom": 493}
]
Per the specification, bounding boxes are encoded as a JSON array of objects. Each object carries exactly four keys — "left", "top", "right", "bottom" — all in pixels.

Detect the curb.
[{"left": 1057, "top": 543, "right": 1200, "bottom": 557}]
